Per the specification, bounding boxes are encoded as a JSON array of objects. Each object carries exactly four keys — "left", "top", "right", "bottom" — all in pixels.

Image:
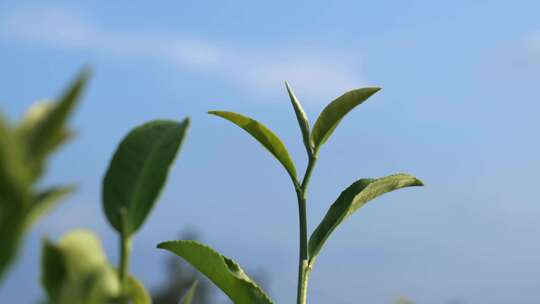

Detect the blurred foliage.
[
  {"left": 39, "top": 116, "right": 189, "bottom": 304},
  {"left": 0, "top": 70, "right": 89, "bottom": 283},
  {"left": 41, "top": 229, "right": 152, "bottom": 304},
  {"left": 41, "top": 230, "right": 122, "bottom": 304}
]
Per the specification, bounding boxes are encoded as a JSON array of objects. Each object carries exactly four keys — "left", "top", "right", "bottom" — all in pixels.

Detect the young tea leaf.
[
  {"left": 41, "top": 230, "right": 121, "bottom": 303},
  {"left": 102, "top": 119, "right": 189, "bottom": 236},
  {"left": 308, "top": 173, "right": 423, "bottom": 263},
  {"left": 0, "top": 71, "right": 85, "bottom": 284},
  {"left": 285, "top": 82, "right": 312, "bottom": 155},
  {"left": 208, "top": 111, "right": 297, "bottom": 182},
  {"left": 310, "top": 87, "right": 380, "bottom": 153},
  {"left": 158, "top": 240, "right": 274, "bottom": 304},
  {"left": 18, "top": 102, "right": 74, "bottom": 162},
  {"left": 24, "top": 69, "right": 89, "bottom": 167}
]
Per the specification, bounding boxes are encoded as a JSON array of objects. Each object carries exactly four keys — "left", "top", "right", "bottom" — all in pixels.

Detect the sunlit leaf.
[
  {"left": 128, "top": 276, "right": 152, "bottom": 304},
  {"left": 18, "top": 102, "right": 74, "bottom": 160},
  {"left": 52, "top": 230, "right": 110, "bottom": 278},
  {"left": 24, "top": 70, "right": 89, "bottom": 166},
  {"left": 208, "top": 111, "right": 297, "bottom": 182},
  {"left": 158, "top": 240, "right": 273, "bottom": 304},
  {"left": 56, "top": 266, "right": 119, "bottom": 304},
  {"left": 311, "top": 87, "right": 380, "bottom": 152},
  {"left": 308, "top": 174, "right": 423, "bottom": 263},
  {"left": 103, "top": 119, "right": 190, "bottom": 236},
  {"left": 0, "top": 71, "right": 85, "bottom": 283},
  {"left": 41, "top": 230, "right": 121, "bottom": 304},
  {"left": 285, "top": 82, "right": 312, "bottom": 154}
]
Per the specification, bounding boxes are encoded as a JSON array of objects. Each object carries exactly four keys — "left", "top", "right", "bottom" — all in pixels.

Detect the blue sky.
[{"left": 1, "top": 1, "right": 540, "bottom": 303}]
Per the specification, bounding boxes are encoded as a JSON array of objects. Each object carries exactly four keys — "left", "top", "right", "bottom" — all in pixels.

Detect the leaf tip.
[
  {"left": 181, "top": 117, "right": 191, "bottom": 128},
  {"left": 207, "top": 110, "right": 221, "bottom": 116},
  {"left": 156, "top": 241, "right": 172, "bottom": 249},
  {"left": 395, "top": 173, "right": 424, "bottom": 187},
  {"left": 71, "top": 67, "right": 92, "bottom": 91},
  {"left": 79, "top": 66, "right": 93, "bottom": 80},
  {"left": 413, "top": 178, "right": 424, "bottom": 187}
]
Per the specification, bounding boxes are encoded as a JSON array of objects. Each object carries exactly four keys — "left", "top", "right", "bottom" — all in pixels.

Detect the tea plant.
[
  {"left": 158, "top": 83, "right": 423, "bottom": 303},
  {"left": 1, "top": 68, "right": 422, "bottom": 303},
  {"left": 0, "top": 70, "right": 89, "bottom": 282}
]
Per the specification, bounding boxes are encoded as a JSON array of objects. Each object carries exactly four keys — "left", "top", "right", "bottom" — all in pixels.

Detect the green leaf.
[
  {"left": 0, "top": 71, "right": 85, "bottom": 284},
  {"left": 208, "top": 111, "right": 297, "bottom": 182},
  {"left": 179, "top": 280, "right": 198, "bottom": 304},
  {"left": 0, "top": 115, "right": 31, "bottom": 203},
  {"left": 18, "top": 102, "right": 74, "bottom": 154},
  {"left": 27, "top": 185, "right": 75, "bottom": 227},
  {"left": 0, "top": 116, "right": 30, "bottom": 282},
  {"left": 127, "top": 276, "right": 152, "bottom": 304},
  {"left": 103, "top": 118, "right": 190, "bottom": 236},
  {"left": 41, "top": 239, "right": 67, "bottom": 300},
  {"left": 0, "top": 212, "right": 26, "bottom": 283},
  {"left": 24, "top": 69, "right": 89, "bottom": 166},
  {"left": 310, "top": 87, "right": 380, "bottom": 152},
  {"left": 55, "top": 266, "right": 120, "bottom": 304},
  {"left": 285, "top": 82, "right": 312, "bottom": 155},
  {"left": 41, "top": 230, "right": 121, "bottom": 304},
  {"left": 53, "top": 230, "right": 111, "bottom": 277},
  {"left": 158, "top": 240, "right": 273, "bottom": 304},
  {"left": 308, "top": 173, "right": 423, "bottom": 263}
]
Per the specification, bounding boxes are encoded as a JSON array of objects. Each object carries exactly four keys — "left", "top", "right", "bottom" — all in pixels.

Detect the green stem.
[
  {"left": 296, "top": 192, "right": 308, "bottom": 304},
  {"left": 118, "top": 209, "right": 131, "bottom": 304},
  {"left": 296, "top": 155, "right": 317, "bottom": 304}
]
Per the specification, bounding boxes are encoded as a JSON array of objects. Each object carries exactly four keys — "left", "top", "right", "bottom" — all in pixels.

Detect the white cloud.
[
  {"left": 237, "top": 55, "right": 364, "bottom": 100},
  {"left": 0, "top": 5, "right": 366, "bottom": 102}
]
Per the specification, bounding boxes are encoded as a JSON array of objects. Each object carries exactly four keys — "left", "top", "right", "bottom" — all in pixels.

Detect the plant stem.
[
  {"left": 296, "top": 155, "right": 317, "bottom": 304},
  {"left": 296, "top": 192, "right": 308, "bottom": 304},
  {"left": 119, "top": 209, "right": 131, "bottom": 304}
]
